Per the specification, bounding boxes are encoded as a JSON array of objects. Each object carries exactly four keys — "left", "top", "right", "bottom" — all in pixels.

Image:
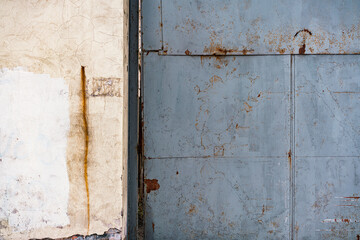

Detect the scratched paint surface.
[
  {"left": 143, "top": 0, "right": 360, "bottom": 55},
  {"left": 143, "top": 54, "right": 290, "bottom": 239},
  {"left": 295, "top": 55, "right": 360, "bottom": 239}
]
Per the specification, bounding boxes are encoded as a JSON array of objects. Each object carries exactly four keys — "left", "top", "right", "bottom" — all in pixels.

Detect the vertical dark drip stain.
[
  {"left": 288, "top": 149, "right": 292, "bottom": 168},
  {"left": 81, "top": 66, "right": 90, "bottom": 233},
  {"left": 298, "top": 43, "right": 306, "bottom": 54}
]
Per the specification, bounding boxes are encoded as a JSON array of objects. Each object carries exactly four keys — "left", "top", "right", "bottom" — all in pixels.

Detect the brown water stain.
[
  {"left": 81, "top": 66, "right": 90, "bottom": 233},
  {"left": 288, "top": 149, "right": 292, "bottom": 167}
]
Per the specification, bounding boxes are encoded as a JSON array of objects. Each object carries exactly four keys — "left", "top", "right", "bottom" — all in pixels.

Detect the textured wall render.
[{"left": 0, "top": 0, "right": 128, "bottom": 239}]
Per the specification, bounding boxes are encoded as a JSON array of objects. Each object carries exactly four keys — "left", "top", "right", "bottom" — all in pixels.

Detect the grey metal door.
[{"left": 141, "top": 1, "right": 360, "bottom": 239}]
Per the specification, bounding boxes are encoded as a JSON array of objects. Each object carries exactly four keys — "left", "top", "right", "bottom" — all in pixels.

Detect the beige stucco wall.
[{"left": 0, "top": 0, "right": 128, "bottom": 239}]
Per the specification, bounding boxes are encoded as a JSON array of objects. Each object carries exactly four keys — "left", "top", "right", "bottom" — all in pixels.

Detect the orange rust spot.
[
  {"left": 268, "top": 230, "right": 273, "bottom": 234},
  {"left": 288, "top": 150, "right": 292, "bottom": 167},
  {"left": 214, "top": 145, "right": 225, "bottom": 156},
  {"left": 343, "top": 219, "right": 350, "bottom": 223},
  {"left": 203, "top": 43, "right": 239, "bottom": 55},
  {"left": 278, "top": 48, "right": 286, "bottom": 54},
  {"left": 299, "top": 43, "right": 306, "bottom": 54},
  {"left": 236, "top": 124, "right": 249, "bottom": 130},
  {"left": 185, "top": 49, "right": 191, "bottom": 55},
  {"left": 152, "top": 222, "right": 155, "bottom": 232},
  {"left": 257, "top": 92, "right": 262, "bottom": 98},
  {"left": 210, "top": 75, "right": 222, "bottom": 84},
  {"left": 81, "top": 66, "right": 90, "bottom": 234},
  {"left": 188, "top": 204, "right": 197, "bottom": 215},
  {"left": 144, "top": 179, "right": 160, "bottom": 193},
  {"left": 243, "top": 102, "right": 252, "bottom": 113},
  {"left": 242, "top": 48, "right": 254, "bottom": 55},
  {"left": 344, "top": 196, "right": 360, "bottom": 199}
]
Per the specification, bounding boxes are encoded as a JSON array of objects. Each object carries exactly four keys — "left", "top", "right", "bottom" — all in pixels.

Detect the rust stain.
[
  {"left": 203, "top": 43, "right": 239, "bottom": 55},
  {"left": 176, "top": 171, "right": 179, "bottom": 175},
  {"left": 243, "top": 102, "right": 253, "bottom": 113},
  {"left": 288, "top": 149, "right": 292, "bottom": 167},
  {"left": 294, "top": 29, "right": 312, "bottom": 55},
  {"left": 236, "top": 124, "right": 249, "bottom": 130},
  {"left": 144, "top": 179, "right": 160, "bottom": 193},
  {"left": 277, "top": 48, "right": 286, "bottom": 54},
  {"left": 299, "top": 43, "right": 306, "bottom": 54},
  {"left": 214, "top": 145, "right": 225, "bottom": 156},
  {"left": 344, "top": 196, "right": 360, "bottom": 199},
  {"left": 241, "top": 48, "right": 254, "bottom": 55},
  {"left": 210, "top": 75, "right": 222, "bottom": 84},
  {"left": 187, "top": 204, "right": 197, "bottom": 215},
  {"left": 261, "top": 205, "right": 272, "bottom": 215},
  {"left": 81, "top": 66, "right": 90, "bottom": 233},
  {"left": 294, "top": 29, "right": 313, "bottom": 38},
  {"left": 185, "top": 49, "right": 191, "bottom": 55},
  {"left": 152, "top": 222, "right": 155, "bottom": 232}
]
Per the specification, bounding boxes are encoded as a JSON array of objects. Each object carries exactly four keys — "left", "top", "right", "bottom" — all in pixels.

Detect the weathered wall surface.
[{"left": 0, "top": 0, "right": 128, "bottom": 239}]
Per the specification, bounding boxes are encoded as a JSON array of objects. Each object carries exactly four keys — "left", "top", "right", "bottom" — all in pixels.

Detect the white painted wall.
[{"left": 0, "top": 68, "right": 70, "bottom": 232}]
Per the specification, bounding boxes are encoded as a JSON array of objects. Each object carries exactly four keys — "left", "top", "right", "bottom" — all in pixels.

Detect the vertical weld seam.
[
  {"left": 160, "top": 0, "right": 164, "bottom": 50},
  {"left": 290, "top": 55, "right": 296, "bottom": 240},
  {"left": 81, "top": 66, "right": 90, "bottom": 234}
]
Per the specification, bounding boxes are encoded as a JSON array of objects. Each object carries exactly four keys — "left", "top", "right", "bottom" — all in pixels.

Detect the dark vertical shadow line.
[
  {"left": 81, "top": 66, "right": 90, "bottom": 234},
  {"left": 128, "top": 0, "right": 140, "bottom": 238}
]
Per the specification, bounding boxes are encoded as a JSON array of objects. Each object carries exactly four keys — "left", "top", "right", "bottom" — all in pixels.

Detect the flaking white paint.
[{"left": 0, "top": 68, "right": 70, "bottom": 232}]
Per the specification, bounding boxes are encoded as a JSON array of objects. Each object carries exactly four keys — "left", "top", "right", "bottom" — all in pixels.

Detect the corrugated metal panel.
[{"left": 143, "top": 0, "right": 360, "bottom": 55}]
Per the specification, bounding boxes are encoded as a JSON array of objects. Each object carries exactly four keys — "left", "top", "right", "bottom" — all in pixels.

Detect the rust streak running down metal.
[
  {"left": 81, "top": 66, "right": 90, "bottom": 233},
  {"left": 288, "top": 150, "right": 292, "bottom": 168}
]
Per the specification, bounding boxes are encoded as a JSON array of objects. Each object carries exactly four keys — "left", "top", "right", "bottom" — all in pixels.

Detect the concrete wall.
[{"left": 0, "top": 0, "right": 128, "bottom": 239}]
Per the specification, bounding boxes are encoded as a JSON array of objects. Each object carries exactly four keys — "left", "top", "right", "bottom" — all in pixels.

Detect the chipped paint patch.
[
  {"left": 86, "top": 77, "right": 122, "bottom": 97},
  {"left": 0, "top": 68, "right": 70, "bottom": 231}
]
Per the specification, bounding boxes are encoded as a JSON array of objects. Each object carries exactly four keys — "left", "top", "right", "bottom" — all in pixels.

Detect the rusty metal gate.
[{"left": 140, "top": 1, "right": 360, "bottom": 239}]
